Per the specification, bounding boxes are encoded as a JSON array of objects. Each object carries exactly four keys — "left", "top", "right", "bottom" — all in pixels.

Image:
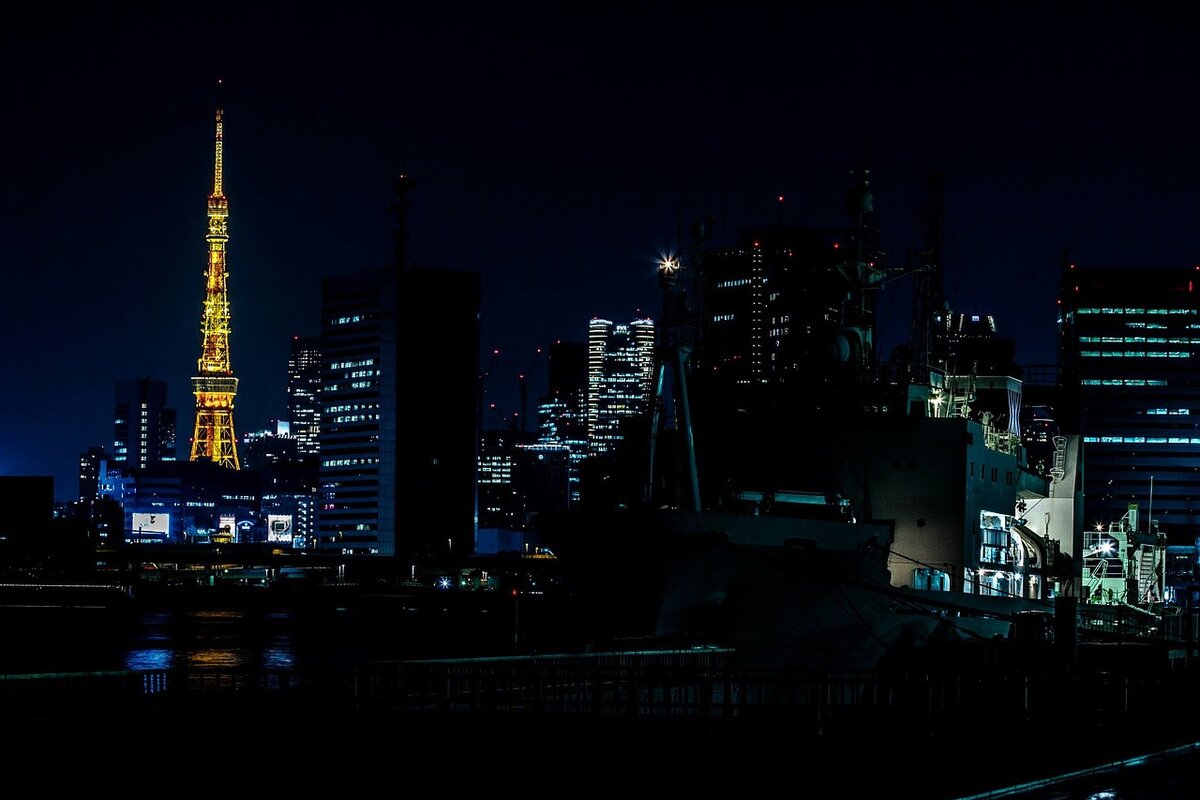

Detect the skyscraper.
[
  {"left": 538, "top": 341, "right": 588, "bottom": 503},
  {"left": 316, "top": 266, "right": 480, "bottom": 556},
  {"left": 113, "top": 378, "right": 177, "bottom": 470},
  {"left": 317, "top": 269, "right": 397, "bottom": 555},
  {"left": 189, "top": 88, "right": 240, "bottom": 470},
  {"left": 397, "top": 267, "right": 480, "bottom": 556},
  {"left": 586, "top": 317, "right": 655, "bottom": 457},
  {"left": 1060, "top": 264, "right": 1200, "bottom": 538},
  {"left": 317, "top": 176, "right": 479, "bottom": 557},
  {"left": 287, "top": 335, "right": 322, "bottom": 456}
]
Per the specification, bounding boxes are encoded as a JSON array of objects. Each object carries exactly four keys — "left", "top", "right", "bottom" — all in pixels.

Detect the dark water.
[{"left": 0, "top": 594, "right": 535, "bottom": 676}]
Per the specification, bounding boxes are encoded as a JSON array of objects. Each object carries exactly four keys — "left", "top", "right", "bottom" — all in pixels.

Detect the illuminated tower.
[{"left": 189, "top": 91, "right": 240, "bottom": 469}]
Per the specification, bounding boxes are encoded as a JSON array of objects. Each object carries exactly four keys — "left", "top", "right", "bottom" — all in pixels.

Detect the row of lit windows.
[
  {"left": 716, "top": 278, "right": 753, "bottom": 288},
  {"left": 1077, "top": 308, "right": 1198, "bottom": 315},
  {"left": 322, "top": 457, "right": 381, "bottom": 468},
  {"left": 713, "top": 313, "right": 736, "bottom": 322},
  {"left": 1147, "top": 409, "right": 1190, "bottom": 415},
  {"left": 326, "top": 403, "right": 379, "bottom": 414},
  {"left": 1080, "top": 351, "right": 1191, "bottom": 358},
  {"left": 332, "top": 414, "right": 380, "bottom": 424},
  {"left": 1084, "top": 436, "right": 1200, "bottom": 444},
  {"left": 1081, "top": 379, "right": 1168, "bottom": 386},
  {"left": 1080, "top": 336, "right": 1200, "bottom": 344},
  {"left": 331, "top": 315, "right": 365, "bottom": 326},
  {"left": 329, "top": 358, "right": 375, "bottom": 370}
]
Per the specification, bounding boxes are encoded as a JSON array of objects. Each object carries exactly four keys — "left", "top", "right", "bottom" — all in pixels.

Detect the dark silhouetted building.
[
  {"left": 78, "top": 445, "right": 109, "bottom": 501},
  {"left": 1060, "top": 264, "right": 1200, "bottom": 539},
  {"left": 288, "top": 335, "right": 322, "bottom": 457},
  {"left": 397, "top": 268, "right": 480, "bottom": 557},
  {"left": 242, "top": 421, "right": 299, "bottom": 470},
  {"left": 0, "top": 476, "right": 54, "bottom": 566},
  {"left": 113, "top": 378, "right": 177, "bottom": 469}
]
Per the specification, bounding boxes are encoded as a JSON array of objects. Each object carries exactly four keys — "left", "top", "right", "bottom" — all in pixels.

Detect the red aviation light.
[
  {"left": 777, "top": 195, "right": 785, "bottom": 203},
  {"left": 833, "top": 242, "right": 840, "bottom": 249}
]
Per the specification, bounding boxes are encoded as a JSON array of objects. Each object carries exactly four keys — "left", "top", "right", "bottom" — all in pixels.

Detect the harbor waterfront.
[{"left": 4, "top": 584, "right": 1200, "bottom": 796}]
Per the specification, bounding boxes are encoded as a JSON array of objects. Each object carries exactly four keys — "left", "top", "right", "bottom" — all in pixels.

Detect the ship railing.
[{"left": 353, "top": 654, "right": 1200, "bottom": 736}]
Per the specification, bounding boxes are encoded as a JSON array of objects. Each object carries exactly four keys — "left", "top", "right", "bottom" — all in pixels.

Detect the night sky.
[{"left": 6, "top": 7, "right": 1200, "bottom": 499}]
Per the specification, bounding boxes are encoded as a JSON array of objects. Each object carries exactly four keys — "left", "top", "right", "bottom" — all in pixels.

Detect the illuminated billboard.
[
  {"left": 267, "top": 514, "right": 293, "bottom": 543},
  {"left": 130, "top": 512, "right": 170, "bottom": 542}
]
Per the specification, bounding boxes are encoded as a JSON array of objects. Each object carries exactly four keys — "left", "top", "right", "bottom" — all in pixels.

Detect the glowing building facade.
[
  {"left": 287, "top": 335, "right": 322, "bottom": 456},
  {"left": 1060, "top": 265, "right": 1200, "bottom": 537},
  {"left": 189, "top": 94, "right": 240, "bottom": 470},
  {"left": 586, "top": 318, "right": 655, "bottom": 456}
]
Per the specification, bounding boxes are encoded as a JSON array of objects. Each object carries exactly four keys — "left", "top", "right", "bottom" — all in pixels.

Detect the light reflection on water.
[
  {"left": 125, "top": 648, "right": 172, "bottom": 670},
  {"left": 124, "top": 610, "right": 296, "bottom": 673}
]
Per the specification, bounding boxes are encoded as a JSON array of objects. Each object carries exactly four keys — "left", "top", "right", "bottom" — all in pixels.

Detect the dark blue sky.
[{"left": 5, "top": 7, "right": 1200, "bottom": 499}]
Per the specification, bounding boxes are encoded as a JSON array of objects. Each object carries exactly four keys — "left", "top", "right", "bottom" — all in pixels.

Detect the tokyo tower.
[{"left": 189, "top": 85, "right": 240, "bottom": 469}]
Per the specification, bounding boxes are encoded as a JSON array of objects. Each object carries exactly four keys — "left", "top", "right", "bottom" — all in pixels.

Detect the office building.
[
  {"left": 287, "top": 335, "right": 322, "bottom": 456},
  {"left": 1060, "top": 265, "right": 1200, "bottom": 538},
  {"left": 113, "top": 378, "right": 177, "bottom": 469},
  {"left": 586, "top": 317, "right": 655, "bottom": 456}
]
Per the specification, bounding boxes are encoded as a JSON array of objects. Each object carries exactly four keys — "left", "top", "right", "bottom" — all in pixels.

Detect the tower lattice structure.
[{"left": 189, "top": 94, "right": 240, "bottom": 469}]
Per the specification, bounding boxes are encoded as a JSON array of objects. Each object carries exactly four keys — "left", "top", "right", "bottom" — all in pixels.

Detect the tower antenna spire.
[{"left": 190, "top": 84, "right": 241, "bottom": 469}]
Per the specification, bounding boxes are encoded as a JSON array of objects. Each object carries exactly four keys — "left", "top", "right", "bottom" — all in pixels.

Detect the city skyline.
[{"left": 9, "top": 7, "right": 1200, "bottom": 498}]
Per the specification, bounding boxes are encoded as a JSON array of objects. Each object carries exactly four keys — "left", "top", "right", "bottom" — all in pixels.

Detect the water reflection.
[{"left": 125, "top": 648, "right": 172, "bottom": 670}]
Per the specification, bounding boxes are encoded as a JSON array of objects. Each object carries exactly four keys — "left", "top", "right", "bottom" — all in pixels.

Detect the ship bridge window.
[{"left": 912, "top": 568, "right": 950, "bottom": 592}]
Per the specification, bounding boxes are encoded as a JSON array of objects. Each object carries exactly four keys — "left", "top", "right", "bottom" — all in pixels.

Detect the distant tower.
[{"left": 189, "top": 84, "right": 240, "bottom": 470}]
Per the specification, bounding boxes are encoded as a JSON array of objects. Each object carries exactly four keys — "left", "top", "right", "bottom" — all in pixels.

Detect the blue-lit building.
[
  {"left": 1060, "top": 265, "right": 1200, "bottom": 540},
  {"left": 113, "top": 378, "right": 177, "bottom": 469},
  {"left": 99, "top": 460, "right": 262, "bottom": 544},
  {"left": 538, "top": 341, "right": 587, "bottom": 503}
]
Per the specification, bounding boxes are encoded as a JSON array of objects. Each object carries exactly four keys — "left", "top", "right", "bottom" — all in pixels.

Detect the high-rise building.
[
  {"left": 586, "top": 317, "right": 655, "bottom": 456},
  {"left": 189, "top": 90, "right": 240, "bottom": 470},
  {"left": 1060, "top": 265, "right": 1200, "bottom": 538},
  {"left": 78, "top": 445, "right": 109, "bottom": 501},
  {"left": 397, "top": 267, "right": 480, "bottom": 557},
  {"left": 287, "top": 335, "right": 322, "bottom": 456},
  {"left": 113, "top": 379, "right": 177, "bottom": 470},
  {"left": 538, "top": 341, "right": 588, "bottom": 503},
  {"left": 317, "top": 269, "right": 397, "bottom": 555},
  {"left": 316, "top": 266, "right": 480, "bottom": 556}
]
